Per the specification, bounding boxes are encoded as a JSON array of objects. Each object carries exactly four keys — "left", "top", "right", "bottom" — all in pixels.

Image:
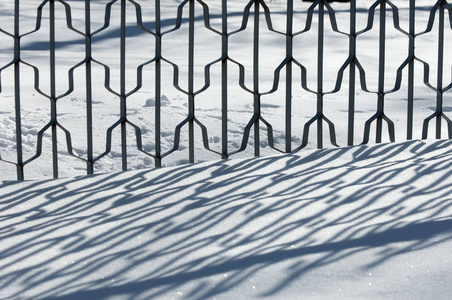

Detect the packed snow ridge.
[{"left": 1, "top": 139, "right": 452, "bottom": 299}]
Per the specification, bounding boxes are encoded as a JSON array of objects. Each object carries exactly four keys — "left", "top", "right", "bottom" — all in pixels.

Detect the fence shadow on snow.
[{"left": 1, "top": 139, "right": 452, "bottom": 298}]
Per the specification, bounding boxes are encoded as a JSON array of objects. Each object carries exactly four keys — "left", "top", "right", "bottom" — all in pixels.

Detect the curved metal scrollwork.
[{"left": 0, "top": 0, "right": 451, "bottom": 180}]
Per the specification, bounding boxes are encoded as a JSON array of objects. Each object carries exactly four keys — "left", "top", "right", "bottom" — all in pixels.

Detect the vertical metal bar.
[
  {"left": 376, "top": 1, "right": 386, "bottom": 143},
  {"left": 436, "top": 1, "right": 444, "bottom": 139},
  {"left": 253, "top": 0, "right": 260, "bottom": 157},
  {"left": 285, "top": 0, "right": 293, "bottom": 153},
  {"left": 155, "top": 0, "right": 162, "bottom": 167},
  {"left": 14, "top": 0, "right": 24, "bottom": 180},
  {"left": 120, "top": 0, "right": 127, "bottom": 171},
  {"left": 317, "top": 2, "right": 324, "bottom": 149},
  {"left": 85, "top": 0, "right": 94, "bottom": 174},
  {"left": 406, "top": 0, "right": 415, "bottom": 140},
  {"left": 50, "top": 0, "right": 58, "bottom": 178},
  {"left": 188, "top": 0, "right": 195, "bottom": 163},
  {"left": 348, "top": 0, "right": 356, "bottom": 146},
  {"left": 221, "top": 0, "right": 228, "bottom": 159}
]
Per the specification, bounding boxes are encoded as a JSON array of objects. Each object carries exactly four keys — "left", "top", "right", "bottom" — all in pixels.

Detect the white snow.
[
  {"left": 1, "top": 139, "right": 452, "bottom": 299},
  {"left": 1, "top": 0, "right": 452, "bottom": 299}
]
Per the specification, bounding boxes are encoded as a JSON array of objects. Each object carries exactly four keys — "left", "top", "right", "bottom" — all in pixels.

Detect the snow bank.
[{"left": 1, "top": 139, "right": 452, "bottom": 299}]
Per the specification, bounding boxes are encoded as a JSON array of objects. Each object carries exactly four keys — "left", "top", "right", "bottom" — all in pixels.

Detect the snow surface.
[
  {"left": 1, "top": 139, "right": 452, "bottom": 299},
  {"left": 1, "top": 1, "right": 452, "bottom": 299}
]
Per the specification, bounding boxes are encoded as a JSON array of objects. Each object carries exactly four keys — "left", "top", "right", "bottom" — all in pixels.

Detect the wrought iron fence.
[{"left": 0, "top": 0, "right": 451, "bottom": 180}]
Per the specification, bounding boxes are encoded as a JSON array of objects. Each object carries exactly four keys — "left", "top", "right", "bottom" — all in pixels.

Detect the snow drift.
[{"left": 1, "top": 139, "right": 452, "bottom": 299}]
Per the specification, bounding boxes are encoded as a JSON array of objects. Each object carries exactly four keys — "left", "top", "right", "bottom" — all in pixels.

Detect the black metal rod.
[
  {"left": 285, "top": 0, "right": 293, "bottom": 153},
  {"left": 120, "top": 0, "right": 128, "bottom": 171},
  {"left": 376, "top": 1, "right": 386, "bottom": 144},
  {"left": 253, "top": 0, "right": 260, "bottom": 157},
  {"left": 436, "top": 1, "right": 445, "bottom": 139},
  {"left": 155, "top": 0, "right": 162, "bottom": 167},
  {"left": 348, "top": 0, "right": 356, "bottom": 146},
  {"left": 50, "top": 0, "right": 58, "bottom": 178},
  {"left": 188, "top": 0, "right": 195, "bottom": 163},
  {"left": 407, "top": 0, "right": 415, "bottom": 140},
  {"left": 221, "top": 0, "right": 228, "bottom": 159},
  {"left": 85, "top": 0, "right": 94, "bottom": 174},
  {"left": 317, "top": 2, "right": 324, "bottom": 149},
  {"left": 14, "top": 0, "right": 24, "bottom": 180}
]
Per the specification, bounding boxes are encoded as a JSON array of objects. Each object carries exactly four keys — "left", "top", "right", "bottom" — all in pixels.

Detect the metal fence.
[{"left": 0, "top": 0, "right": 451, "bottom": 180}]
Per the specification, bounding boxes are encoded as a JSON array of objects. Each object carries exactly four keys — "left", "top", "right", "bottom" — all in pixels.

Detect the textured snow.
[
  {"left": 1, "top": 0, "right": 452, "bottom": 299},
  {"left": 1, "top": 140, "right": 452, "bottom": 299}
]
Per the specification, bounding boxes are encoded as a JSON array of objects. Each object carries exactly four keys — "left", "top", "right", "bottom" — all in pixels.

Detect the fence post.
[
  {"left": 317, "top": 1, "right": 324, "bottom": 149},
  {"left": 376, "top": 0, "right": 386, "bottom": 143},
  {"left": 407, "top": 0, "right": 415, "bottom": 140},
  {"left": 50, "top": 0, "right": 59, "bottom": 178},
  {"left": 188, "top": 0, "right": 195, "bottom": 163},
  {"left": 221, "top": 0, "right": 229, "bottom": 159},
  {"left": 348, "top": 0, "right": 356, "bottom": 146},
  {"left": 155, "top": 0, "right": 162, "bottom": 167},
  {"left": 436, "top": 1, "right": 445, "bottom": 139},
  {"left": 253, "top": 0, "right": 260, "bottom": 157},
  {"left": 120, "top": 0, "right": 128, "bottom": 171},
  {"left": 85, "top": 0, "right": 94, "bottom": 174},
  {"left": 285, "top": 0, "right": 294, "bottom": 153},
  {"left": 14, "top": 0, "right": 24, "bottom": 180}
]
